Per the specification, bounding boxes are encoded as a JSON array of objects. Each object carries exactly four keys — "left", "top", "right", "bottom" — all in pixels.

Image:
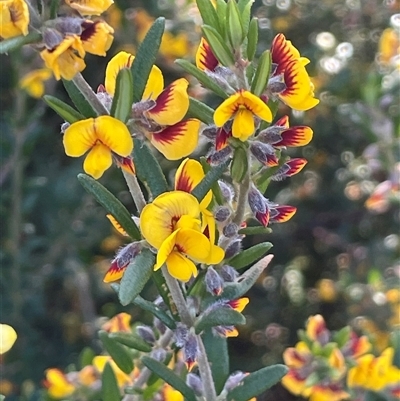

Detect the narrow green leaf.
[
  {"left": 0, "top": 32, "right": 41, "bottom": 54},
  {"left": 202, "top": 25, "right": 235, "bottom": 67},
  {"left": 77, "top": 174, "right": 141, "bottom": 240},
  {"left": 246, "top": 18, "right": 258, "bottom": 61},
  {"left": 222, "top": 254, "right": 274, "bottom": 300},
  {"left": 102, "top": 362, "right": 122, "bottom": 401},
  {"left": 229, "top": 242, "right": 273, "bottom": 270},
  {"left": 131, "top": 18, "right": 165, "bottom": 103},
  {"left": 141, "top": 356, "right": 197, "bottom": 401},
  {"left": 227, "top": 364, "right": 288, "bottom": 401},
  {"left": 79, "top": 347, "right": 95, "bottom": 368},
  {"left": 110, "top": 68, "right": 134, "bottom": 123},
  {"left": 133, "top": 139, "right": 168, "bottom": 198},
  {"left": 192, "top": 159, "right": 230, "bottom": 202},
  {"left": 215, "top": 0, "right": 228, "bottom": 39},
  {"left": 175, "top": 59, "right": 228, "bottom": 99},
  {"left": 62, "top": 79, "right": 98, "bottom": 118},
  {"left": 43, "top": 95, "right": 84, "bottom": 123},
  {"left": 118, "top": 249, "right": 155, "bottom": 306},
  {"left": 195, "top": 308, "right": 246, "bottom": 334},
  {"left": 186, "top": 97, "right": 214, "bottom": 125},
  {"left": 226, "top": 0, "right": 244, "bottom": 49},
  {"left": 230, "top": 147, "right": 248, "bottom": 182},
  {"left": 199, "top": 157, "right": 225, "bottom": 206},
  {"left": 99, "top": 331, "right": 134, "bottom": 375},
  {"left": 133, "top": 296, "right": 176, "bottom": 330},
  {"left": 109, "top": 332, "right": 152, "bottom": 352},
  {"left": 250, "top": 50, "right": 271, "bottom": 97},
  {"left": 237, "top": 0, "right": 255, "bottom": 35},
  {"left": 196, "top": 0, "right": 221, "bottom": 33},
  {"left": 238, "top": 226, "right": 272, "bottom": 236},
  {"left": 202, "top": 329, "right": 229, "bottom": 394}
]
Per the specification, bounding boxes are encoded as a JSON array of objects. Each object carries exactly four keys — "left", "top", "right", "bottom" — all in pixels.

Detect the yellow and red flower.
[
  {"left": 65, "top": 0, "right": 114, "bottom": 16},
  {"left": 102, "top": 312, "right": 131, "bottom": 333},
  {"left": 80, "top": 20, "right": 114, "bottom": 56},
  {"left": 43, "top": 369, "right": 75, "bottom": 399},
  {"left": 196, "top": 38, "right": 219, "bottom": 72},
  {"left": 0, "top": 0, "right": 29, "bottom": 39},
  {"left": 214, "top": 90, "right": 272, "bottom": 141},
  {"left": 63, "top": 115, "right": 133, "bottom": 179},
  {"left": 19, "top": 69, "right": 52, "bottom": 98}
]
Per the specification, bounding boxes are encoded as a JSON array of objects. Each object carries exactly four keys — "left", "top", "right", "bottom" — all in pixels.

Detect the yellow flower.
[
  {"left": 214, "top": 90, "right": 272, "bottom": 141},
  {"left": 160, "top": 31, "right": 190, "bottom": 60},
  {"left": 93, "top": 355, "right": 133, "bottom": 387},
  {"left": 40, "top": 35, "right": 86, "bottom": 81},
  {"left": 305, "top": 314, "right": 328, "bottom": 343},
  {"left": 102, "top": 312, "right": 131, "bottom": 333},
  {"left": 140, "top": 191, "right": 223, "bottom": 281},
  {"left": 379, "top": 28, "right": 400, "bottom": 65},
  {"left": 0, "top": 324, "right": 17, "bottom": 354},
  {"left": 308, "top": 385, "right": 349, "bottom": 401},
  {"left": 196, "top": 37, "right": 219, "bottom": 72},
  {"left": 0, "top": 0, "right": 29, "bottom": 39},
  {"left": 19, "top": 69, "right": 52, "bottom": 98},
  {"left": 65, "top": 0, "right": 114, "bottom": 16},
  {"left": 163, "top": 384, "right": 184, "bottom": 401},
  {"left": 63, "top": 116, "right": 133, "bottom": 179},
  {"left": 81, "top": 20, "right": 114, "bottom": 56},
  {"left": 44, "top": 369, "right": 75, "bottom": 399}
]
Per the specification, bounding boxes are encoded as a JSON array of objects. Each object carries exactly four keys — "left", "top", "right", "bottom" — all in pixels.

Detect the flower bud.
[
  {"left": 205, "top": 70, "right": 234, "bottom": 92},
  {"left": 214, "top": 206, "right": 231, "bottom": 222},
  {"left": 207, "top": 146, "right": 233, "bottom": 166},
  {"left": 132, "top": 99, "right": 156, "bottom": 116},
  {"left": 218, "top": 181, "right": 234, "bottom": 202},
  {"left": 186, "top": 374, "right": 204, "bottom": 397},
  {"left": 223, "top": 371, "right": 247, "bottom": 392},
  {"left": 202, "top": 126, "right": 218, "bottom": 140},
  {"left": 153, "top": 317, "right": 166, "bottom": 335},
  {"left": 223, "top": 222, "right": 238, "bottom": 237},
  {"left": 136, "top": 325, "right": 156, "bottom": 344},
  {"left": 250, "top": 141, "right": 278, "bottom": 166},
  {"left": 151, "top": 348, "right": 167, "bottom": 362},
  {"left": 224, "top": 238, "right": 242, "bottom": 258},
  {"left": 61, "top": 122, "right": 70, "bottom": 133},
  {"left": 55, "top": 17, "right": 83, "bottom": 35},
  {"left": 174, "top": 323, "right": 189, "bottom": 347},
  {"left": 248, "top": 186, "right": 270, "bottom": 226},
  {"left": 257, "top": 125, "right": 285, "bottom": 144},
  {"left": 220, "top": 265, "right": 239, "bottom": 282},
  {"left": 42, "top": 28, "right": 63, "bottom": 50},
  {"left": 205, "top": 267, "right": 224, "bottom": 296},
  {"left": 267, "top": 75, "right": 287, "bottom": 94},
  {"left": 183, "top": 333, "right": 198, "bottom": 371}
]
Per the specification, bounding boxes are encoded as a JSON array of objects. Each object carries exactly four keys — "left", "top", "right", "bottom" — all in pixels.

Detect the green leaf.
[
  {"left": 102, "top": 362, "right": 122, "bottom": 401},
  {"left": 230, "top": 147, "right": 248, "bottom": 182},
  {"left": 62, "top": 79, "right": 98, "bottom": 118},
  {"left": 79, "top": 347, "right": 95, "bottom": 368},
  {"left": 192, "top": 159, "right": 230, "bottom": 202},
  {"left": 175, "top": 59, "right": 228, "bottom": 99},
  {"left": 238, "top": 226, "right": 272, "bottom": 236},
  {"left": 131, "top": 18, "right": 165, "bottom": 103},
  {"left": 118, "top": 249, "right": 155, "bottom": 306},
  {"left": 199, "top": 157, "right": 225, "bottom": 206},
  {"left": 332, "top": 326, "right": 351, "bottom": 348},
  {"left": 110, "top": 68, "right": 133, "bottom": 123},
  {"left": 133, "top": 296, "right": 176, "bottom": 330},
  {"left": 43, "top": 95, "right": 84, "bottom": 123},
  {"left": 195, "top": 307, "right": 246, "bottom": 334},
  {"left": 77, "top": 174, "right": 141, "bottom": 240},
  {"left": 202, "top": 329, "right": 229, "bottom": 394},
  {"left": 132, "top": 139, "right": 168, "bottom": 198},
  {"left": 109, "top": 332, "right": 152, "bottom": 352},
  {"left": 222, "top": 254, "right": 274, "bottom": 300},
  {"left": 215, "top": 0, "right": 228, "bottom": 39},
  {"left": 237, "top": 0, "right": 255, "bottom": 35},
  {"left": 196, "top": 0, "right": 221, "bottom": 33},
  {"left": 226, "top": 0, "right": 244, "bottom": 49},
  {"left": 227, "top": 364, "right": 288, "bottom": 401},
  {"left": 250, "top": 50, "right": 271, "bottom": 97},
  {"left": 246, "top": 18, "right": 258, "bottom": 61},
  {"left": 99, "top": 331, "right": 134, "bottom": 374},
  {"left": 141, "top": 356, "right": 197, "bottom": 401},
  {"left": 0, "top": 32, "right": 41, "bottom": 54},
  {"left": 50, "top": 0, "right": 60, "bottom": 19},
  {"left": 229, "top": 242, "right": 273, "bottom": 270},
  {"left": 186, "top": 97, "right": 214, "bottom": 125},
  {"left": 202, "top": 25, "right": 235, "bottom": 67}
]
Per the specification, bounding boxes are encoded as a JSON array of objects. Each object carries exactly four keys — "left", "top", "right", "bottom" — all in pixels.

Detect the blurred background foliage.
[{"left": 1, "top": 0, "right": 399, "bottom": 399}]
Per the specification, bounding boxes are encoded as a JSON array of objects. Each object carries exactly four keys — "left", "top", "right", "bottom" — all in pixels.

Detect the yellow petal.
[
  {"left": 0, "top": 0, "right": 29, "bottom": 39},
  {"left": 205, "top": 244, "right": 225, "bottom": 265},
  {"left": 232, "top": 108, "right": 255, "bottom": 141},
  {"left": 140, "top": 191, "right": 201, "bottom": 249},
  {"left": 19, "top": 68, "right": 52, "bottom": 98},
  {"left": 142, "top": 64, "right": 164, "bottom": 101},
  {"left": 81, "top": 20, "right": 114, "bottom": 56},
  {"left": 105, "top": 51, "right": 135, "bottom": 95},
  {"left": 241, "top": 91, "right": 272, "bottom": 122},
  {"left": 155, "top": 230, "right": 179, "bottom": 270},
  {"left": 45, "top": 369, "right": 75, "bottom": 399},
  {"left": 63, "top": 118, "right": 99, "bottom": 156},
  {"left": 166, "top": 251, "right": 198, "bottom": 282},
  {"left": 147, "top": 78, "right": 189, "bottom": 126},
  {"left": 102, "top": 312, "right": 131, "bottom": 333},
  {"left": 65, "top": 0, "right": 114, "bottom": 16},
  {"left": 83, "top": 142, "right": 113, "bottom": 179},
  {"left": 214, "top": 92, "right": 241, "bottom": 127},
  {"left": 150, "top": 119, "right": 200, "bottom": 160},
  {"left": 0, "top": 324, "right": 17, "bottom": 354},
  {"left": 175, "top": 228, "right": 211, "bottom": 263}
]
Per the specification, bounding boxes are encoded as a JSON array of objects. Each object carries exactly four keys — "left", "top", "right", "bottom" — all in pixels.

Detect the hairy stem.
[
  {"left": 232, "top": 159, "right": 251, "bottom": 225},
  {"left": 122, "top": 170, "right": 147, "bottom": 213}
]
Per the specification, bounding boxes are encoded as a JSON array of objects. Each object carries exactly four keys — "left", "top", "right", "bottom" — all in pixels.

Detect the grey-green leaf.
[
  {"left": 99, "top": 331, "right": 134, "bottom": 374},
  {"left": 196, "top": 0, "right": 221, "bottom": 33},
  {"left": 141, "top": 356, "right": 197, "bottom": 401},
  {"left": 229, "top": 242, "right": 273, "bottom": 270},
  {"left": 43, "top": 95, "right": 84, "bottom": 123},
  {"left": 62, "top": 79, "right": 98, "bottom": 118},
  {"left": 238, "top": 226, "right": 272, "bottom": 236},
  {"left": 110, "top": 68, "right": 134, "bottom": 123},
  {"left": 109, "top": 332, "right": 152, "bottom": 352},
  {"left": 133, "top": 296, "right": 176, "bottom": 330},
  {"left": 186, "top": 97, "right": 214, "bottom": 125},
  {"left": 102, "top": 362, "right": 122, "bottom": 401},
  {"left": 246, "top": 18, "right": 258, "bottom": 61},
  {"left": 250, "top": 50, "right": 271, "bottom": 97},
  {"left": 118, "top": 249, "right": 155, "bottom": 306},
  {"left": 202, "top": 25, "right": 235, "bottom": 67},
  {"left": 0, "top": 32, "right": 41, "bottom": 54},
  {"left": 227, "top": 364, "right": 288, "bottom": 401},
  {"left": 77, "top": 174, "right": 141, "bottom": 240},
  {"left": 195, "top": 307, "right": 246, "bottom": 334},
  {"left": 131, "top": 18, "right": 165, "bottom": 103}
]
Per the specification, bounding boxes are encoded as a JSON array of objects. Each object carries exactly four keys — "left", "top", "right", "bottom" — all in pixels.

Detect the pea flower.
[
  {"left": 19, "top": 69, "right": 52, "bottom": 98},
  {"left": 196, "top": 38, "right": 219, "bottom": 72},
  {"left": 0, "top": 323, "right": 17, "bottom": 354},
  {"left": 63, "top": 116, "right": 133, "bottom": 179},
  {"left": 80, "top": 20, "right": 114, "bottom": 56},
  {"left": 214, "top": 90, "right": 273, "bottom": 141},
  {"left": 0, "top": 0, "right": 29, "bottom": 39},
  {"left": 65, "top": 0, "right": 114, "bottom": 16},
  {"left": 102, "top": 312, "right": 132, "bottom": 333},
  {"left": 140, "top": 191, "right": 224, "bottom": 281},
  {"left": 43, "top": 369, "right": 75, "bottom": 399}
]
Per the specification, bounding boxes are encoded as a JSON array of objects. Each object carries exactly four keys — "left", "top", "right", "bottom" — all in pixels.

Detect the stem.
[
  {"left": 71, "top": 73, "right": 109, "bottom": 116},
  {"left": 122, "top": 170, "right": 146, "bottom": 212},
  {"left": 161, "top": 267, "right": 217, "bottom": 401},
  {"left": 232, "top": 161, "right": 250, "bottom": 225}
]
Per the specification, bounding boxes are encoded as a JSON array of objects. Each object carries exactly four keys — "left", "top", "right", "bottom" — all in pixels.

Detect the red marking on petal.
[
  {"left": 271, "top": 34, "right": 299, "bottom": 75},
  {"left": 271, "top": 206, "right": 296, "bottom": 223},
  {"left": 175, "top": 171, "right": 194, "bottom": 193},
  {"left": 215, "top": 127, "right": 231, "bottom": 150},
  {"left": 117, "top": 156, "right": 136, "bottom": 175},
  {"left": 256, "top": 210, "right": 270, "bottom": 226},
  {"left": 80, "top": 20, "right": 96, "bottom": 41},
  {"left": 266, "top": 154, "right": 279, "bottom": 166},
  {"left": 103, "top": 260, "right": 128, "bottom": 283},
  {"left": 150, "top": 82, "right": 175, "bottom": 114},
  {"left": 275, "top": 126, "right": 313, "bottom": 147},
  {"left": 285, "top": 158, "right": 307, "bottom": 176},
  {"left": 198, "top": 38, "right": 219, "bottom": 71},
  {"left": 151, "top": 120, "right": 191, "bottom": 145},
  {"left": 274, "top": 115, "right": 289, "bottom": 128}
]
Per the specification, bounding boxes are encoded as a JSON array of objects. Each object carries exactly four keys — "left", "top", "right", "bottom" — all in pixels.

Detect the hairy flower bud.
[
  {"left": 214, "top": 206, "right": 231, "bottom": 222},
  {"left": 250, "top": 141, "right": 278, "bottom": 166},
  {"left": 218, "top": 180, "right": 234, "bottom": 202},
  {"left": 257, "top": 125, "right": 285, "bottom": 144},
  {"left": 224, "top": 237, "right": 242, "bottom": 258},
  {"left": 223, "top": 222, "right": 238, "bottom": 237},
  {"left": 268, "top": 75, "right": 287, "bottom": 94},
  {"left": 54, "top": 17, "right": 83, "bottom": 35},
  {"left": 207, "top": 146, "right": 233, "bottom": 166},
  {"left": 136, "top": 325, "right": 156, "bottom": 344},
  {"left": 186, "top": 374, "right": 204, "bottom": 397},
  {"left": 205, "top": 267, "right": 224, "bottom": 296},
  {"left": 42, "top": 28, "right": 63, "bottom": 49},
  {"left": 151, "top": 348, "right": 167, "bottom": 362},
  {"left": 202, "top": 125, "right": 218, "bottom": 140},
  {"left": 248, "top": 186, "right": 270, "bottom": 227},
  {"left": 174, "top": 323, "right": 189, "bottom": 347},
  {"left": 223, "top": 371, "right": 248, "bottom": 392},
  {"left": 183, "top": 333, "right": 198, "bottom": 371},
  {"left": 220, "top": 265, "right": 239, "bottom": 282}
]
